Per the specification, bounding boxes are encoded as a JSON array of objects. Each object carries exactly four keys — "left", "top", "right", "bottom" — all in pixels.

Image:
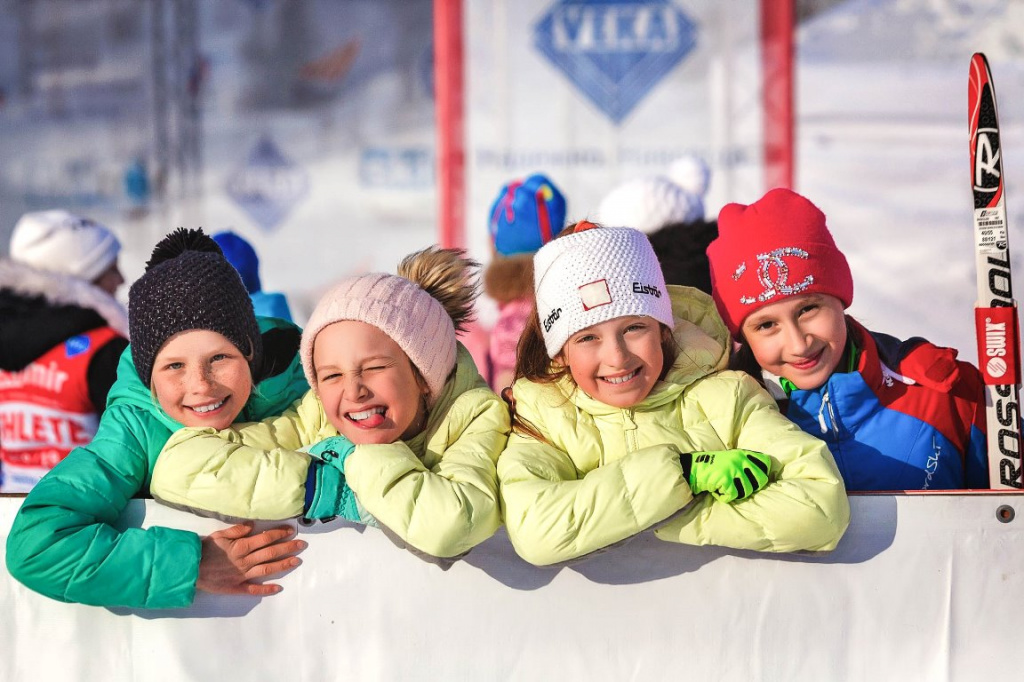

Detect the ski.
[{"left": 969, "top": 52, "right": 1023, "bottom": 489}]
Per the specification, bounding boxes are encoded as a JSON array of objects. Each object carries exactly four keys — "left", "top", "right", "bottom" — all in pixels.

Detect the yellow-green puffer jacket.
[
  {"left": 498, "top": 286, "right": 850, "bottom": 566},
  {"left": 152, "top": 345, "right": 509, "bottom": 559}
]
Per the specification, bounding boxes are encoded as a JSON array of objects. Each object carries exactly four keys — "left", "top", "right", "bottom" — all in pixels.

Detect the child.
[
  {"left": 6, "top": 228, "right": 309, "bottom": 608},
  {"left": 498, "top": 222, "right": 850, "bottom": 567},
  {"left": 151, "top": 247, "right": 509, "bottom": 565},
  {"left": 707, "top": 188, "right": 988, "bottom": 491},
  {"left": 483, "top": 173, "right": 567, "bottom": 391},
  {"left": 212, "top": 230, "right": 295, "bottom": 322}
]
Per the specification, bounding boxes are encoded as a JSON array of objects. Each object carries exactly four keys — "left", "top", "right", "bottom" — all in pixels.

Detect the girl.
[
  {"left": 499, "top": 221, "right": 850, "bottom": 567},
  {"left": 707, "top": 188, "right": 988, "bottom": 491},
  {"left": 482, "top": 173, "right": 567, "bottom": 391},
  {"left": 150, "top": 247, "right": 509, "bottom": 565},
  {"left": 6, "top": 229, "right": 310, "bottom": 608}
]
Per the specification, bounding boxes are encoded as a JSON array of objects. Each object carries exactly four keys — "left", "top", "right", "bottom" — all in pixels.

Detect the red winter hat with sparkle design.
[{"left": 707, "top": 188, "right": 854, "bottom": 337}]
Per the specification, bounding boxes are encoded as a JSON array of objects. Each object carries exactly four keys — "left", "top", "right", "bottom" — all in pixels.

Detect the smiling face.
[
  {"left": 559, "top": 315, "right": 664, "bottom": 409},
  {"left": 151, "top": 330, "right": 253, "bottom": 429},
  {"left": 741, "top": 293, "right": 848, "bottom": 390},
  {"left": 313, "top": 320, "right": 428, "bottom": 445}
]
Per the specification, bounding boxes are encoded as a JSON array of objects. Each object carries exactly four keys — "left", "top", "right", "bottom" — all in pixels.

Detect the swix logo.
[
  {"left": 984, "top": 318, "right": 1007, "bottom": 380},
  {"left": 533, "top": 0, "right": 697, "bottom": 123},
  {"left": 735, "top": 247, "right": 814, "bottom": 306}
]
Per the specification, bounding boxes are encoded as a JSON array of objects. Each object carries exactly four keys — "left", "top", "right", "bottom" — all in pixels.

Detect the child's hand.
[
  {"left": 307, "top": 435, "right": 356, "bottom": 473},
  {"left": 680, "top": 449, "right": 770, "bottom": 503}
]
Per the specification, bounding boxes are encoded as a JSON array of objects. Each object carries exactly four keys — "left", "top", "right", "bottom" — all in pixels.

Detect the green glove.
[{"left": 680, "top": 449, "right": 770, "bottom": 503}]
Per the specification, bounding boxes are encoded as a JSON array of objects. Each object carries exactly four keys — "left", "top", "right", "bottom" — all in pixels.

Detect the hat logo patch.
[
  {"left": 737, "top": 247, "right": 814, "bottom": 305},
  {"left": 579, "top": 279, "right": 612, "bottom": 310},
  {"left": 632, "top": 281, "right": 662, "bottom": 297},
  {"left": 543, "top": 307, "right": 563, "bottom": 332}
]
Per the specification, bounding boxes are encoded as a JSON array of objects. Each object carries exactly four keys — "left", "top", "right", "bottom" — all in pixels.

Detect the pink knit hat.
[
  {"left": 707, "top": 188, "right": 854, "bottom": 337},
  {"left": 300, "top": 273, "right": 456, "bottom": 406}
]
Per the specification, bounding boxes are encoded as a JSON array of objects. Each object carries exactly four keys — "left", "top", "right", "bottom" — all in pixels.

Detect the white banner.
[{"left": 3, "top": 493, "right": 1024, "bottom": 680}]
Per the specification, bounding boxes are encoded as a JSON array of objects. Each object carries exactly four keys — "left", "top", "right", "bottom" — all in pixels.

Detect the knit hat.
[
  {"left": 212, "top": 230, "right": 262, "bottom": 294},
  {"left": 488, "top": 173, "right": 567, "bottom": 256},
  {"left": 596, "top": 175, "right": 703, "bottom": 234},
  {"left": 10, "top": 209, "right": 121, "bottom": 282},
  {"left": 128, "top": 228, "right": 263, "bottom": 387},
  {"left": 533, "top": 223, "right": 675, "bottom": 358},
  {"left": 668, "top": 154, "right": 711, "bottom": 199},
  {"left": 301, "top": 273, "right": 456, "bottom": 406},
  {"left": 707, "top": 188, "right": 854, "bottom": 337}
]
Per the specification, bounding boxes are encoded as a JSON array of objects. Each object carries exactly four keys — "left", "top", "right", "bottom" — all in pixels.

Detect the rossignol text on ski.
[{"left": 969, "top": 52, "right": 1023, "bottom": 488}]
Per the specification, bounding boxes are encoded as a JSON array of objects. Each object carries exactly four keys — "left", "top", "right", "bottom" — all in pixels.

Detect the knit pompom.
[{"left": 145, "top": 227, "right": 222, "bottom": 272}]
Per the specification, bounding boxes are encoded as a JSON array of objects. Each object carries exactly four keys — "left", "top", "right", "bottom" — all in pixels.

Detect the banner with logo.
[{"left": 464, "top": 0, "right": 764, "bottom": 269}]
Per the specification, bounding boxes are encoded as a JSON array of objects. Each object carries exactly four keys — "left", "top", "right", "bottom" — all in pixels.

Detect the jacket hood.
[
  {"left": 0, "top": 258, "right": 128, "bottom": 336},
  {"left": 560, "top": 285, "right": 731, "bottom": 416},
  {"left": 0, "top": 259, "right": 128, "bottom": 371},
  {"left": 418, "top": 342, "right": 489, "bottom": 435},
  {"left": 105, "top": 315, "right": 308, "bottom": 429}
]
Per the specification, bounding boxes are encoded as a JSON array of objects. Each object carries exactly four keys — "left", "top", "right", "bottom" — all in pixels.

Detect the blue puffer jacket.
[
  {"left": 4, "top": 317, "right": 309, "bottom": 608},
  {"left": 779, "top": 318, "right": 988, "bottom": 491}
]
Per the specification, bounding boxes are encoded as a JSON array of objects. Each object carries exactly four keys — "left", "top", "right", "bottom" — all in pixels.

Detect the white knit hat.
[
  {"left": 596, "top": 175, "right": 703, "bottom": 234},
  {"left": 301, "top": 273, "right": 456, "bottom": 406},
  {"left": 533, "top": 224, "right": 675, "bottom": 358},
  {"left": 9, "top": 210, "right": 121, "bottom": 282},
  {"left": 667, "top": 154, "right": 711, "bottom": 199}
]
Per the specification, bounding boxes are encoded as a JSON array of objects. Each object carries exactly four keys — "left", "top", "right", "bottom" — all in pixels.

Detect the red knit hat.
[{"left": 707, "top": 188, "right": 854, "bottom": 337}]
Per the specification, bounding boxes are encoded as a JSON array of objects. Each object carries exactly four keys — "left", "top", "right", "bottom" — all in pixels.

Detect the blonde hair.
[{"left": 397, "top": 246, "right": 480, "bottom": 333}]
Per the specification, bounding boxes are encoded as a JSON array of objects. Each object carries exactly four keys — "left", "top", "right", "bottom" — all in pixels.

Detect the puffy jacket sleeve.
[
  {"left": 5, "top": 405, "right": 201, "bottom": 609},
  {"left": 655, "top": 372, "right": 850, "bottom": 552},
  {"left": 151, "top": 391, "right": 326, "bottom": 521},
  {"left": 343, "top": 387, "right": 507, "bottom": 559},
  {"left": 498, "top": 383, "right": 694, "bottom": 567}
]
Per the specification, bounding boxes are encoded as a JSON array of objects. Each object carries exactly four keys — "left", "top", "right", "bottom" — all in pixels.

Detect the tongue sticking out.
[{"left": 359, "top": 412, "right": 386, "bottom": 428}]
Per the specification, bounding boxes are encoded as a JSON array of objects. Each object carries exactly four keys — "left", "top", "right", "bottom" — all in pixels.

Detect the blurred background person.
[
  {"left": 213, "top": 230, "right": 295, "bottom": 322},
  {"left": 596, "top": 155, "right": 718, "bottom": 294},
  {"left": 479, "top": 173, "right": 567, "bottom": 392},
  {"left": 0, "top": 210, "right": 128, "bottom": 492}
]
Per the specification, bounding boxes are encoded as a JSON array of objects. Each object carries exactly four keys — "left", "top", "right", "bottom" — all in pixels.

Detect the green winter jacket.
[
  {"left": 498, "top": 286, "right": 850, "bottom": 566},
  {"left": 4, "top": 317, "right": 309, "bottom": 608},
  {"left": 151, "top": 345, "right": 509, "bottom": 560}
]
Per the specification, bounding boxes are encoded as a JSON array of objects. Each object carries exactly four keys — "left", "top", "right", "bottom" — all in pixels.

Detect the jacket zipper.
[
  {"left": 622, "top": 408, "right": 638, "bottom": 454},
  {"left": 817, "top": 389, "right": 840, "bottom": 438}
]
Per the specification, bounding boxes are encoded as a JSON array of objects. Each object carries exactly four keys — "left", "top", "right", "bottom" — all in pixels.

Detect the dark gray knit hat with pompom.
[{"left": 129, "top": 228, "right": 263, "bottom": 387}]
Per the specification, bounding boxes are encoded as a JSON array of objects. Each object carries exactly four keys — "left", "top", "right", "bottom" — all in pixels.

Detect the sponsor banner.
[
  {"left": 2, "top": 495, "right": 1024, "bottom": 679},
  {"left": 465, "top": 0, "right": 764, "bottom": 297}
]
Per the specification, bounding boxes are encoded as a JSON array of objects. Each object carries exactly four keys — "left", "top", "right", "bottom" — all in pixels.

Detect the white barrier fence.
[{"left": 2, "top": 494, "right": 1024, "bottom": 681}]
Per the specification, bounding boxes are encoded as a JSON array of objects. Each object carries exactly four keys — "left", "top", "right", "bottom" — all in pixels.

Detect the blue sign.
[
  {"left": 226, "top": 135, "right": 309, "bottom": 233},
  {"left": 534, "top": 0, "right": 697, "bottom": 124}
]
